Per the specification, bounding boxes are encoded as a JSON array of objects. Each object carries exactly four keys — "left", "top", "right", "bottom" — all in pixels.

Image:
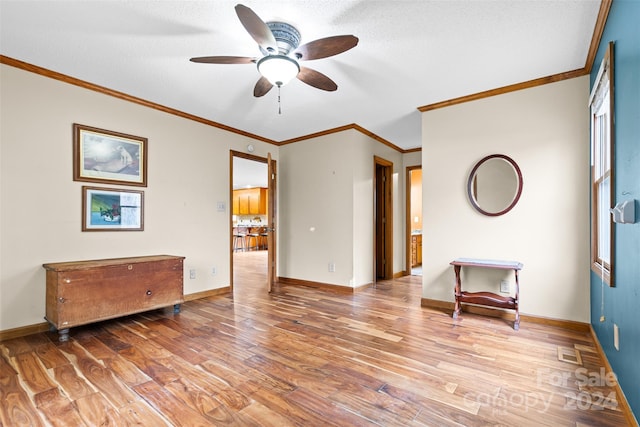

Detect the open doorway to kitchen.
[
  {"left": 230, "top": 150, "right": 274, "bottom": 298},
  {"left": 406, "top": 166, "right": 422, "bottom": 276}
]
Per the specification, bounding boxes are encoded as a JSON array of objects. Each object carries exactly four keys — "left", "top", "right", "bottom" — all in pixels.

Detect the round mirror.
[{"left": 467, "top": 154, "right": 523, "bottom": 216}]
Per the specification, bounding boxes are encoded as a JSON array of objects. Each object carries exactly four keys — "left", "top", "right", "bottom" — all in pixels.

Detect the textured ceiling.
[{"left": 0, "top": 0, "right": 601, "bottom": 150}]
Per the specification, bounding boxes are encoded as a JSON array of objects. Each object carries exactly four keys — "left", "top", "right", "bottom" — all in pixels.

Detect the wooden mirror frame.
[{"left": 467, "top": 154, "right": 523, "bottom": 217}]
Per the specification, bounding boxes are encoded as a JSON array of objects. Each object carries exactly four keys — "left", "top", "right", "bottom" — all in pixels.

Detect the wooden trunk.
[{"left": 43, "top": 255, "right": 184, "bottom": 341}]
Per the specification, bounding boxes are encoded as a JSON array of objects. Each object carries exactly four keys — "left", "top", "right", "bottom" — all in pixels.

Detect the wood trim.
[
  {"left": 0, "top": 322, "right": 50, "bottom": 342},
  {"left": 417, "top": 69, "right": 587, "bottom": 112},
  {"left": 420, "top": 298, "right": 591, "bottom": 332},
  {"left": 584, "top": 0, "right": 613, "bottom": 74},
  {"left": 589, "top": 326, "right": 640, "bottom": 427},
  {"left": 0, "top": 55, "right": 277, "bottom": 145},
  {"left": 229, "top": 150, "right": 273, "bottom": 293},
  {"left": 277, "top": 276, "right": 372, "bottom": 294},
  {"left": 230, "top": 150, "right": 269, "bottom": 164},
  {"left": 184, "top": 287, "right": 231, "bottom": 302},
  {"left": 278, "top": 124, "right": 356, "bottom": 146},
  {"left": 420, "top": 298, "right": 453, "bottom": 311},
  {"left": 277, "top": 123, "right": 414, "bottom": 153},
  {"left": 403, "top": 147, "right": 421, "bottom": 154}
]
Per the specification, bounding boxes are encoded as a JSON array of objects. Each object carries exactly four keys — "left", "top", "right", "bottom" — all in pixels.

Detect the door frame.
[
  {"left": 229, "top": 150, "right": 276, "bottom": 292},
  {"left": 405, "top": 165, "right": 422, "bottom": 275},
  {"left": 373, "top": 155, "right": 393, "bottom": 281}
]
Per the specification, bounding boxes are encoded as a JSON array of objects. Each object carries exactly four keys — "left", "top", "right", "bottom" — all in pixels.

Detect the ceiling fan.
[{"left": 190, "top": 4, "right": 358, "bottom": 98}]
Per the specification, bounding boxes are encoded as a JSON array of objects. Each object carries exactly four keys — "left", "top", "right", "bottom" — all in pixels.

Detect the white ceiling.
[{"left": 0, "top": 0, "right": 601, "bottom": 150}]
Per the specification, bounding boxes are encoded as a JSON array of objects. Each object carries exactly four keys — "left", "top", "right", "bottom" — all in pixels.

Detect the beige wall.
[
  {"left": 0, "top": 64, "right": 275, "bottom": 331},
  {"left": 278, "top": 130, "right": 404, "bottom": 287},
  {"left": 421, "top": 76, "right": 591, "bottom": 322}
]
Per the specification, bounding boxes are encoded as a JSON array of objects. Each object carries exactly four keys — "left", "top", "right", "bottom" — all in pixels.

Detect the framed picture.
[
  {"left": 82, "top": 186, "right": 144, "bottom": 231},
  {"left": 73, "top": 123, "right": 147, "bottom": 187}
]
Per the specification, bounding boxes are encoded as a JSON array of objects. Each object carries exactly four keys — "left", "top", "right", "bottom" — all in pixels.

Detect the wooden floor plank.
[
  {"left": 74, "top": 392, "right": 122, "bottom": 426},
  {"left": 132, "top": 380, "right": 216, "bottom": 427},
  {"left": 117, "top": 399, "right": 173, "bottom": 426},
  {"left": 12, "top": 351, "right": 58, "bottom": 394},
  {"left": 52, "top": 363, "right": 95, "bottom": 401},
  {"left": 59, "top": 341, "right": 139, "bottom": 409},
  {"left": 34, "top": 387, "right": 87, "bottom": 427},
  {"left": 0, "top": 354, "right": 46, "bottom": 427}
]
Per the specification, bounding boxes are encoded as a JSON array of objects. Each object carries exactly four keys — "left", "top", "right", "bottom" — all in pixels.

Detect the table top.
[
  {"left": 450, "top": 258, "right": 523, "bottom": 270},
  {"left": 43, "top": 255, "right": 185, "bottom": 271}
]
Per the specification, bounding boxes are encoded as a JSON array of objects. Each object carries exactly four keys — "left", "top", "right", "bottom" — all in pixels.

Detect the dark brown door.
[
  {"left": 374, "top": 156, "right": 393, "bottom": 281},
  {"left": 267, "top": 152, "right": 276, "bottom": 292}
]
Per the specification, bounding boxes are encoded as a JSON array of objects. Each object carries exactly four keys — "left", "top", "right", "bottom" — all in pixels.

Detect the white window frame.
[{"left": 589, "top": 41, "right": 615, "bottom": 287}]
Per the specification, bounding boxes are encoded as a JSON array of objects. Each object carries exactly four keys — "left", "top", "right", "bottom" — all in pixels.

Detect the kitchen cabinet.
[
  {"left": 233, "top": 187, "right": 267, "bottom": 215},
  {"left": 411, "top": 234, "right": 422, "bottom": 267}
]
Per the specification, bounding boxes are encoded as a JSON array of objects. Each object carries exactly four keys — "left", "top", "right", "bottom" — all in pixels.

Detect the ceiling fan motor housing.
[{"left": 260, "top": 22, "right": 301, "bottom": 56}]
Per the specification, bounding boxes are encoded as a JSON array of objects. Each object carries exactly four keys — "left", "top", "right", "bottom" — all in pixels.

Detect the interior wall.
[
  {"left": 421, "top": 76, "right": 590, "bottom": 322},
  {"left": 278, "top": 130, "right": 403, "bottom": 287},
  {"left": 353, "top": 132, "right": 404, "bottom": 284},
  {"left": 277, "top": 134, "right": 355, "bottom": 286},
  {"left": 589, "top": 0, "right": 640, "bottom": 419},
  {"left": 0, "top": 64, "right": 273, "bottom": 331}
]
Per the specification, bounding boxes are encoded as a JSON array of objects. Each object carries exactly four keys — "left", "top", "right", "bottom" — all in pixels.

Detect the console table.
[{"left": 450, "top": 258, "right": 523, "bottom": 330}]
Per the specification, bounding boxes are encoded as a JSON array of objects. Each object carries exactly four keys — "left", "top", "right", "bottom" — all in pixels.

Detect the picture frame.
[
  {"left": 82, "top": 186, "right": 144, "bottom": 231},
  {"left": 73, "top": 123, "right": 147, "bottom": 187}
]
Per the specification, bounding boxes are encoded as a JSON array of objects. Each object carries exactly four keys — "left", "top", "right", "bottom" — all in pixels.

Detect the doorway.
[
  {"left": 374, "top": 156, "right": 393, "bottom": 281},
  {"left": 230, "top": 150, "right": 276, "bottom": 296},
  {"left": 406, "top": 166, "right": 422, "bottom": 276}
]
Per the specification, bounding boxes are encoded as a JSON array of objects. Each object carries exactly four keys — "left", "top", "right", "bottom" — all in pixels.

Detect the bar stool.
[
  {"left": 259, "top": 227, "right": 268, "bottom": 250},
  {"left": 246, "top": 227, "right": 260, "bottom": 251},
  {"left": 233, "top": 228, "right": 246, "bottom": 252}
]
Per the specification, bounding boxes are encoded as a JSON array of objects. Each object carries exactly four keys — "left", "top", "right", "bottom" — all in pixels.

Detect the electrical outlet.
[
  {"left": 189, "top": 269, "right": 196, "bottom": 279},
  {"left": 614, "top": 324, "right": 619, "bottom": 350},
  {"left": 212, "top": 267, "right": 217, "bottom": 276},
  {"left": 500, "top": 280, "right": 510, "bottom": 293},
  {"left": 328, "top": 262, "right": 335, "bottom": 272}
]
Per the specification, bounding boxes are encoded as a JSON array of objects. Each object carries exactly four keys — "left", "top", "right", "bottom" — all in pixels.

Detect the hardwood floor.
[{"left": 0, "top": 251, "right": 630, "bottom": 426}]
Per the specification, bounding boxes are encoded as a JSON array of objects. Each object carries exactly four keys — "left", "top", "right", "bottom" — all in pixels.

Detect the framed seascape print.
[
  {"left": 73, "top": 124, "right": 147, "bottom": 187},
  {"left": 82, "top": 186, "right": 144, "bottom": 231}
]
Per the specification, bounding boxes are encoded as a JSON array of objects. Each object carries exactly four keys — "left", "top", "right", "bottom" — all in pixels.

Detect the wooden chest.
[{"left": 43, "top": 255, "right": 184, "bottom": 341}]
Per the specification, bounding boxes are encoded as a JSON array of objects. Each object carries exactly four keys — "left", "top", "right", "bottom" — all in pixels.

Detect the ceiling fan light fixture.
[{"left": 257, "top": 55, "right": 300, "bottom": 87}]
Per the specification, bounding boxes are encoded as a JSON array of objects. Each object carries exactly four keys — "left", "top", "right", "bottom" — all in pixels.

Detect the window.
[{"left": 590, "top": 42, "right": 615, "bottom": 286}]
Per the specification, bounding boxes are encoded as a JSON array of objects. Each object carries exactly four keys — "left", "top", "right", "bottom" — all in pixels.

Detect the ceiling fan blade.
[
  {"left": 254, "top": 76, "right": 273, "bottom": 97},
  {"left": 189, "top": 56, "right": 255, "bottom": 64},
  {"left": 235, "top": 4, "right": 278, "bottom": 53},
  {"left": 297, "top": 66, "right": 338, "bottom": 92},
  {"left": 293, "top": 35, "right": 359, "bottom": 61}
]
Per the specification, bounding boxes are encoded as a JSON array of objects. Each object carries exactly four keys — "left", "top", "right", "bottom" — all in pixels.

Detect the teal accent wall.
[{"left": 590, "top": 0, "right": 640, "bottom": 421}]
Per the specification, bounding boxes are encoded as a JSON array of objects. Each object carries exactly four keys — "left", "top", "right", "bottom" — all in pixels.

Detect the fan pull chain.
[{"left": 277, "top": 84, "right": 282, "bottom": 115}]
